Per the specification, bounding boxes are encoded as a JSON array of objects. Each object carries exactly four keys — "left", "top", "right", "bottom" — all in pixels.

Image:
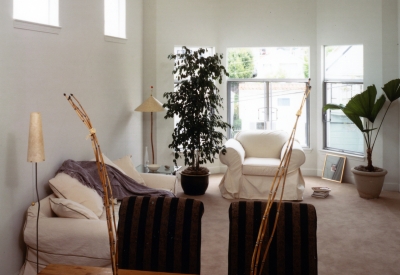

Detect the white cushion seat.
[{"left": 242, "top": 157, "right": 280, "bottom": 176}]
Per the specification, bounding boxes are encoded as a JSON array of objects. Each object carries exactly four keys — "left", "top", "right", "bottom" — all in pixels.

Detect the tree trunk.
[
  {"left": 195, "top": 150, "right": 200, "bottom": 171},
  {"left": 366, "top": 147, "right": 373, "bottom": 171}
]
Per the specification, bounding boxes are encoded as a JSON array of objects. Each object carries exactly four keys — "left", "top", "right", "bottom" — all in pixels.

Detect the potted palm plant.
[
  {"left": 323, "top": 79, "right": 400, "bottom": 199},
  {"left": 163, "top": 46, "right": 231, "bottom": 195}
]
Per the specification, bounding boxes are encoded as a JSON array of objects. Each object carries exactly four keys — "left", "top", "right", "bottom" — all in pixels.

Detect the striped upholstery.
[
  {"left": 118, "top": 196, "right": 204, "bottom": 274},
  {"left": 229, "top": 201, "right": 318, "bottom": 275}
]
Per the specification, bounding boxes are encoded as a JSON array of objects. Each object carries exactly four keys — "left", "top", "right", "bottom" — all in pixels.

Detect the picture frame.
[{"left": 322, "top": 154, "right": 346, "bottom": 183}]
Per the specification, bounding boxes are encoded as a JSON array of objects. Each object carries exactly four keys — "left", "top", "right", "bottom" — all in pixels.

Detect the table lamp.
[
  {"left": 135, "top": 86, "right": 165, "bottom": 166},
  {"left": 27, "top": 112, "right": 45, "bottom": 274}
]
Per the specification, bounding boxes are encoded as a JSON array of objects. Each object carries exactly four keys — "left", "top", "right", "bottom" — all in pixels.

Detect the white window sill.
[
  {"left": 13, "top": 19, "right": 61, "bottom": 34},
  {"left": 320, "top": 149, "right": 365, "bottom": 161},
  {"left": 104, "top": 35, "right": 127, "bottom": 44}
]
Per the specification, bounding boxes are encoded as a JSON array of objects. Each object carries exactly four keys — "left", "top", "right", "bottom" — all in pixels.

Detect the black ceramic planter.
[{"left": 181, "top": 173, "right": 209, "bottom": 195}]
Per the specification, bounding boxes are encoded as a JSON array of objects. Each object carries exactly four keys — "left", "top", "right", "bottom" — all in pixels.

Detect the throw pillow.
[
  {"left": 49, "top": 197, "right": 99, "bottom": 220},
  {"left": 113, "top": 155, "right": 146, "bottom": 186},
  {"left": 49, "top": 172, "right": 104, "bottom": 217}
]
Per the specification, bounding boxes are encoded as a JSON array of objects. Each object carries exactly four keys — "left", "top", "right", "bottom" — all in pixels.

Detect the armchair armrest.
[
  {"left": 219, "top": 139, "right": 245, "bottom": 168},
  {"left": 280, "top": 140, "right": 306, "bottom": 173},
  {"left": 140, "top": 173, "right": 176, "bottom": 194}
]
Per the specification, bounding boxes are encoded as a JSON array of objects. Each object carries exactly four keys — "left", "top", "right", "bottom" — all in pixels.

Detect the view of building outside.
[
  {"left": 324, "top": 45, "right": 364, "bottom": 154},
  {"left": 228, "top": 81, "right": 308, "bottom": 146},
  {"left": 227, "top": 47, "right": 310, "bottom": 146}
]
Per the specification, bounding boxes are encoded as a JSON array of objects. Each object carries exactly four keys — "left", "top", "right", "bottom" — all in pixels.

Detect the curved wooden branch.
[
  {"left": 64, "top": 94, "right": 118, "bottom": 275},
  {"left": 250, "top": 80, "right": 311, "bottom": 275}
]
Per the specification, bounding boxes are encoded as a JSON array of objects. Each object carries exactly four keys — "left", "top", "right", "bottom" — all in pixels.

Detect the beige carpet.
[{"left": 176, "top": 174, "right": 400, "bottom": 275}]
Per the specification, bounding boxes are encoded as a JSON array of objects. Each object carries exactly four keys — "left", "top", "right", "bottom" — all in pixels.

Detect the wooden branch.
[
  {"left": 250, "top": 80, "right": 311, "bottom": 275},
  {"left": 64, "top": 94, "right": 119, "bottom": 275}
]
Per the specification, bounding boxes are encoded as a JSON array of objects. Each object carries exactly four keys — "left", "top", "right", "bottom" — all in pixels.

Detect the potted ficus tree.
[
  {"left": 163, "top": 46, "right": 231, "bottom": 195},
  {"left": 323, "top": 79, "right": 400, "bottom": 199}
]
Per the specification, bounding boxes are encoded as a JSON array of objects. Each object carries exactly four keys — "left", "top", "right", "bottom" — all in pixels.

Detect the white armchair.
[{"left": 219, "top": 130, "right": 306, "bottom": 200}]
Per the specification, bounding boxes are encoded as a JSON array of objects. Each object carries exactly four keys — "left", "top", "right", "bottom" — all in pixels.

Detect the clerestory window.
[
  {"left": 13, "top": 0, "right": 59, "bottom": 26},
  {"left": 104, "top": 0, "right": 126, "bottom": 39}
]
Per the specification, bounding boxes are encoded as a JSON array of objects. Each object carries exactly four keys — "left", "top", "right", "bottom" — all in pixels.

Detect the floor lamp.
[
  {"left": 135, "top": 86, "right": 165, "bottom": 164},
  {"left": 27, "top": 112, "right": 45, "bottom": 274}
]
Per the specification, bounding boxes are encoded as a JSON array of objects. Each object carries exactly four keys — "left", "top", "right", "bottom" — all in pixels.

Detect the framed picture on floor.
[{"left": 322, "top": 154, "right": 346, "bottom": 183}]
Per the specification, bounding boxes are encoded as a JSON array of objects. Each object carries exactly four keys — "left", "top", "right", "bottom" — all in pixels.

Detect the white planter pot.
[{"left": 351, "top": 167, "right": 387, "bottom": 199}]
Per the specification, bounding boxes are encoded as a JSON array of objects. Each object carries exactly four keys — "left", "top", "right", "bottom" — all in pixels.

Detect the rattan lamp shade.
[{"left": 27, "top": 112, "right": 45, "bottom": 163}]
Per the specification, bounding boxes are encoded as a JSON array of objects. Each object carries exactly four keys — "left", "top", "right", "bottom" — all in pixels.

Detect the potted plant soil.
[
  {"left": 163, "top": 46, "right": 231, "bottom": 195},
  {"left": 323, "top": 79, "right": 400, "bottom": 199}
]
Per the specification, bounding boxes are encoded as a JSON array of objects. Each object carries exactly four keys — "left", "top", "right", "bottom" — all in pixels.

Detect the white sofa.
[
  {"left": 219, "top": 130, "right": 306, "bottom": 201},
  {"left": 19, "top": 156, "right": 176, "bottom": 275}
]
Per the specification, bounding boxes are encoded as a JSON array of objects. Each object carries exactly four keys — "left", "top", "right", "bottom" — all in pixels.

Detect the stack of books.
[{"left": 312, "top": 187, "right": 331, "bottom": 198}]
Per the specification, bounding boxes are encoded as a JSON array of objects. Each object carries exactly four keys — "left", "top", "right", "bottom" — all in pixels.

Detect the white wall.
[
  {"left": 144, "top": 0, "right": 318, "bottom": 173},
  {"left": 144, "top": 0, "right": 400, "bottom": 188},
  {"left": 0, "top": 0, "right": 143, "bottom": 274}
]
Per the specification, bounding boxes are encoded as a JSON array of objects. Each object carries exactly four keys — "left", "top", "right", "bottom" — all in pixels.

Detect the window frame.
[
  {"left": 226, "top": 78, "right": 310, "bottom": 148},
  {"left": 322, "top": 44, "right": 364, "bottom": 156},
  {"left": 322, "top": 80, "right": 364, "bottom": 155}
]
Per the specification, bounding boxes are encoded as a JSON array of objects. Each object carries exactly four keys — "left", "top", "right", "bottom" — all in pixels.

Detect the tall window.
[
  {"left": 104, "top": 0, "right": 126, "bottom": 38},
  {"left": 13, "top": 0, "right": 59, "bottom": 26},
  {"left": 227, "top": 47, "right": 310, "bottom": 147},
  {"left": 323, "top": 45, "right": 364, "bottom": 154}
]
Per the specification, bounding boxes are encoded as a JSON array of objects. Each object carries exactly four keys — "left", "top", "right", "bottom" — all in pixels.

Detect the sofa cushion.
[
  {"left": 242, "top": 157, "right": 281, "bottom": 176},
  {"left": 50, "top": 197, "right": 99, "bottom": 220},
  {"left": 113, "top": 155, "right": 146, "bottom": 186},
  {"left": 235, "top": 130, "right": 289, "bottom": 158},
  {"left": 49, "top": 172, "right": 104, "bottom": 217}
]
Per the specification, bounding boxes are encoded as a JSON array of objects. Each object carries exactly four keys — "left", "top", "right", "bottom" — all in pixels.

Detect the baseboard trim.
[{"left": 383, "top": 182, "right": 400, "bottom": 191}]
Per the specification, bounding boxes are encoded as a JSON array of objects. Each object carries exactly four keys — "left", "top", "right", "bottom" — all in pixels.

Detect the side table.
[{"left": 136, "top": 164, "right": 181, "bottom": 175}]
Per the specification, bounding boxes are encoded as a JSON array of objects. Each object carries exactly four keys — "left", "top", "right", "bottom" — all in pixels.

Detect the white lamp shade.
[
  {"left": 27, "top": 112, "right": 45, "bottom": 162},
  {"left": 135, "top": 95, "right": 165, "bottom": 112}
]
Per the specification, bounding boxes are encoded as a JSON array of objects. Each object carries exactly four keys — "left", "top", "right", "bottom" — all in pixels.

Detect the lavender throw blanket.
[{"left": 56, "top": 159, "right": 175, "bottom": 199}]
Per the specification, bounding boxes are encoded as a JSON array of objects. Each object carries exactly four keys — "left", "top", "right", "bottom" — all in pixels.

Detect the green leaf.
[
  {"left": 342, "top": 109, "right": 364, "bottom": 132},
  {"left": 323, "top": 103, "right": 344, "bottom": 111},
  {"left": 382, "top": 78, "right": 400, "bottom": 102},
  {"left": 344, "top": 85, "right": 384, "bottom": 123}
]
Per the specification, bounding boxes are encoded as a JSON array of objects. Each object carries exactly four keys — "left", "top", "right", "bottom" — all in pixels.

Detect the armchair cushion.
[
  {"left": 242, "top": 157, "right": 280, "bottom": 176},
  {"left": 235, "top": 130, "right": 289, "bottom": 158}
]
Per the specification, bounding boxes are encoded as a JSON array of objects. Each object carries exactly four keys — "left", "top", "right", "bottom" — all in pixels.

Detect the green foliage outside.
[
  {"left": 227, "top": 49, "right": 255, "bottom": 79},
  {"left": 303, "top": 54, "right": 309, "bottom": 79},
  {"left": 233, "top": 92, "right": 241, "bottom": 133}
]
